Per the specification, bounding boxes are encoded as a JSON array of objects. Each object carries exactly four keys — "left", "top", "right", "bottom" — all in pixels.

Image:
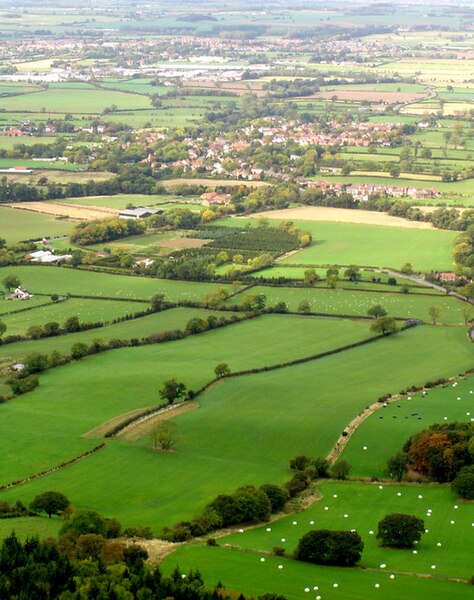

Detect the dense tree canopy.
[{"left": 295, "top": 529, "right": 364, "bottom": 566}]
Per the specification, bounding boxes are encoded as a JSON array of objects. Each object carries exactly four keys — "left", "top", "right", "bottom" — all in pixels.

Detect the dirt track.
[{"left": 249, "top": 206, "right": 433, "bottom": 229}]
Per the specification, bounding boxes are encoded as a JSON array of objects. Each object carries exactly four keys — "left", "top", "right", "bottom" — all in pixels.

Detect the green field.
[
  {"left": 162, "top": 481, "right": 474, "bottom": 598},
  {"left": 0, "top": 206, "right": 73, "bottom": 245},
  {"left": 341, "top": 376, "right": 474, "bottom": 477},
  {"left": 223, "top": 219, "right": 456, "bottom": 271},
  {"left": 0, "top": 297, "right": 145, "bottom": 336},
  {"left": 0, "top": 306, "right": 226, "bottom": 367},
  {"left": 229, "top": 285, "right": 466, "bottom": 323},
  {"left": 0, "top": 517, "right": 62, "bottom": 541},
  {"left": 0, "top": 314, "right": 371, "bottom": 487},
  {"left": 250, "top": 266, "right": 426, "bottom": 287},
  {"left": 0, "top": 324, "right": 471, "bottom": 531},
  {"left": 0, "top": 88, "right": 152, "bottom": 114},
  {"left": 282, "top": 223, "right": 456, "bottom": 271},
  {"left": 0, "top": 266, "right": 237, "bottom": 302},
  {"left": 163, "top": 543, "right": 471, "bottom": 600},
  {"left": 220, "top": 481, "right": 474, "bottom": 579}
]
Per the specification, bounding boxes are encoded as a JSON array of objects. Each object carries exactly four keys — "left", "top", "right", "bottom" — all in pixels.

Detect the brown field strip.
[
  {"left": 4, "top": 201, "right": 119, "bottom": 221},
  {"left": 310, "top": 90, "right": 427, "bottom": 103},
  {"left": 118, "top": 401, "right": 199, "bottom": 441},
  {"left": 248, "top": 206, "right": 433, "bottom": 229}
]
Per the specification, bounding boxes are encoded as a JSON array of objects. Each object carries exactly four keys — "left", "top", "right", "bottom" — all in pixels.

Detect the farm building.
[
  {"left": 200, "top": 192, "right": 232, "bottom": 206},
  {"left": 7, "top": 287, "right": 32, "bottom": 300},
  {"left": 27, "top": 250, "right": 72, "bottom": 263},
  {"left": 119, "top": 207, "right": 162, "bottom": 219}
]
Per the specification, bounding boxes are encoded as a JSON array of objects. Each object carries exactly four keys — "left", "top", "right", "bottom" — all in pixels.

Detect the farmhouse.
[
  {"left": 200, "top": 192, "right": 232, "bottom": 206},
  {"left": 437, "top": 272, "right": 458, "bottom": 283},
  {"left": 119, "top": 207, "right": 162, "bottom": 219},
  {"left": 7, "top": 287, "right": 32, "bottom": 300}
]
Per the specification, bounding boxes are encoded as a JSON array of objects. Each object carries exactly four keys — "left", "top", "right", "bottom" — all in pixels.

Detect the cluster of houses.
[
  {"left": 304, "top": 179, "right": 439, "bottom": 201},
  {"left": 200, "top": 192, "right": 232, "bottom": 206},
  {"left": 149, "top": 117, "right": 404, "bottom": 182},
  {"left": 253, "top": 120, "right": 396, "bottom": 148}
]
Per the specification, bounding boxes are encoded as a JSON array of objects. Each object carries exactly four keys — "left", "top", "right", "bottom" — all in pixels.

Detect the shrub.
[
  {"left": 11, "top": 375, "right": 39, "bottom": 395},
  {"left": 295, "top": 529, "right": 364, "bottom": 566},
  {"left": 24, "top": 352, "right": 49, "bottom": 374},
  {"left": 122, "top": 526, "right": 153, "bottom": 539},
  {"left": 312, "top": 457, "right": 330, "bottom": 478},
  {"left": 260, "top": 483, "right": 289, "bottom": 512},
  {"left": 60, "top": 510, "right": 108, "bottom": 538},
  {"left": 71, "top": 343, "right": 89, "bottom": 360},
  {"left": 330, "top": 460, "right": 351, "bottom": 480},
  {"left": 290, "top": 455, "right": 311, "bottom": 471},
  {"left": 451, "top": 466, "right": 474, "bottom": 499},
  {"left": 273, "top": 546, "right": 285, "bottom": 556}
]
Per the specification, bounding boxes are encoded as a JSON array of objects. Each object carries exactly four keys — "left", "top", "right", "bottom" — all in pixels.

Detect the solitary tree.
[
  {"left": 295, "top": 529, "right": 364, "bottom": 566},
  {"left": 377, "top": 513, "right": 424, "bottom": 548},
  {"left": 0, "top": 319, "right": 6, "bottom": 338},
  {"left": 326, "top": 274, "right": 339, "bottom": 289},
  {"left": 159, "top": 379, "right": 186, "bottom": 405},
  {"left": 371, "top": 316, "right": 398, "bottom": 336},
  {"left": 2, "top": 274, "right": 20, "bottom": 291},
  {"left": 400, "top": 263, "right": 414, "bottom": 275},
  {"left": 30, "top": 491, "right": 70, "bottom": 518},
  {"left": 367, "top": 304, "right": 387, "bottom": 319},
  {"left": 428, "top": 305, "right": 442, "bottom": 325},
  {"left": 151, "top": 421, "right": 178, "bottom": 451},
  {"left": 214, "top": 363, "right": 231, "bottom": 378}
]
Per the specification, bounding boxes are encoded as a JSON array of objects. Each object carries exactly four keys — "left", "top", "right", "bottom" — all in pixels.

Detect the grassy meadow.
[
  {"left": 0, "top": 266, "right": 237, "bottom": 302},
  {"left": 1, "top": 324, "right": 471, "bottom": 531},
  {"left": 0, "top": 206, "right": 73, "bottom": 245},
  {"left": 163, "top": 543, "right": 471, "bottom": 600},
  {"left": 0, "top": 307, "right": 223, "bottom": 367},
  {"left": 220, "top": 481, "right": 474, "bottom": 579},
  {"left": 341, "top": 376, "right": 474, "bottom": 477},
  {"left": 0, "top": 314, "right": 371, "bottom": 486},
  {"left": 230, "top": 284, "right": 467, "bottom": 323},
  {"left": 223, "top": 219, "right": 456, "bottom": 271},
  {"left": 0, "top": 297, "right": 145, "bottom": 336}
]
